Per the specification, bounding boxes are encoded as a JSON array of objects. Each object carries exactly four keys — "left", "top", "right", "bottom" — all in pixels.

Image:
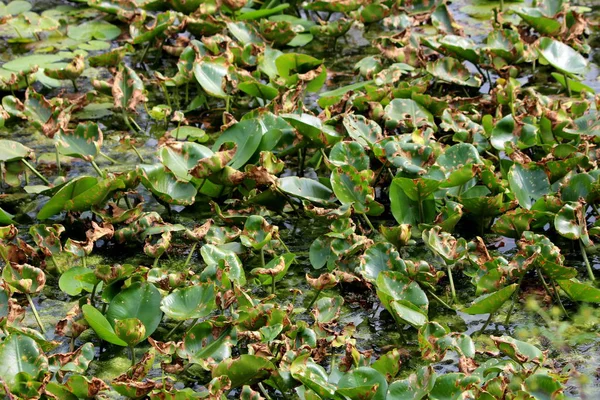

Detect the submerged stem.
[
  {"left": 26, "top": 293, "right": 45, "bottom": 334},
  {"left": 580, "top": 240, "right": 595, "bottom": 282}
]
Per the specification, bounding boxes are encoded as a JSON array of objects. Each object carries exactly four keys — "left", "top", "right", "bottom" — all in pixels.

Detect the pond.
[{"left": 1, "top": 0, "right": 600, "bottom": 399}]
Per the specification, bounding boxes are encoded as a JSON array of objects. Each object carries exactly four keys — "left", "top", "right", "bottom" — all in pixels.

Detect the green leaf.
[
  {"left": 181, "top": 322, "right": 237, "bottom": 369},
  {"left": 337, "top": 367, "right": 388, "bottom": 400},
  {"left": 160, "top": 283, "right": 216, "bottom": 321},
  {"left": 329, "top": 141, "right": 369, "bottom": 170},
  {"left": 56, "top": 123, "right": 102, "bottom": 161},
  {"left": 106, "top": 282, "right": 163, "bottom": 340},
  {"left": 278, "top": 176, "right": 333, "bottom": 205},
  {"left": 524, "top": 374, "right": 565, "bottom": 400},
  {"left": 359, "top": 242, "right": 406, "bottom": 282},
  {"left": 213, "top": 354, "right": 276, "bottom": 389},
  {"left": 0, "top": 207, "right": 15, "bottom": 225},
  {"left": 159, "top": 142, "right": 213, "bottom": 182},
  {"left": 67, "top": 20, "right": 121, "bottom": 41},
  {"left": 463, "top": 284, "right": 518, "bottom": 315},
  {"left": 212, "top": 119, "right": 263, "bottom": 169},
  {"left": 0, "top": 139, "right": 33, "bottom": 162},
  {"left": 82, "top": 304, "right": 127, "bottom": 346},
  {"left": 238, "top": 80, "right": 278, "bottom": 100},
  {"left": 291, "top": 354, "right": 344, "bottom": 400},
  {"left": 557, "top": 279, "right": 600, "bottom": 303},
  {"left": 508, "top": 164, "right": 551, "bottom": 210},
  {"left": 389, "top": 178, "right": 437, "bottom": 226},
  {"left": 343, "top": 114, "right": 382, "bottom": 147},
  {"left": 426, "top": 57, "right": 482, "bottom": 87},
  {"left": 138, "top": 164, "right": 197, "bottom": 206},
  {"left": 384, "top": 98, "right": 435, "bottom": 130},
  {"left": 3, "top": 264, "right": 45, "bottom": 294},
  {"left": 537, "top": 37, "right": 589, "bottom": 77},
  {"left": 59, "top": 267, "right": 98, "bottom": 296},
  {"left": 330, "top": 164, "right": 374, "bottom": 213},
  {"left": 554, "top": 202, "right": 592, "bottom": 246},
  {"left": 492, "top": 335, "right": 545, "bottom": 364},
  {"left": 0, "top": 334, "right": 48, "bottom": 387},
  {"left": 376, "top": 271, "right": 428, "bottom": 327},
  {"left": 194, "top": 59, "right": 229, "bottom": 98}
]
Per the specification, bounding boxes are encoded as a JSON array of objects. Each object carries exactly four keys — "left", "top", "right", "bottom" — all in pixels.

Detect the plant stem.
[
  {"left": 55, "top": 147, "right": 61, "bottom": 174},
  {"left": 90, "top": 281, "right": 98, "bottom": 308},
  {"left": 426, "top": 290, "right": 453, "bottom": 310},
  {"left": 165, "top": 320, "right": 185, "bottom": 340},
  {"left": 130, "top": 144, "right": 145, "bottom": 163},
  {"left": 99, "top": 152, "right": 118, "bottom": 164},
  {"left": 71, "top": 79, "right": 78, "bottom": 92},
  {"left": 271, "top": 276, "right": 276, "bottom": 295},
  {"left": 184, "top": 242, "right": 197, "bottom": 268},
  {"left": 258, "top": 383, "right": 273, "bottom": 400},
  {"left": 564, "top": 73, "right": 571, "bottom": 97},
  {"left": 580, "top": 239, "right": 595, "bottom": 281},
  {"left": 22, "top": 160, "right": 50, "bottom": 185},
  {"left": 90, "top": 160, "right": 103, "bottom": 177},
  {"left": 505, "top": 273, "right": 525, "bottom": 325},
  {"left": 260, "top": 247, "right": 265, "bottom": 268},
  {"left": 129, "top": 346, "right": 136, "bottom": 366},
  {"left": 122, "top": 110, "right": 138, "bottom": 133},
  {"left": 25, "top": 293, "right": 45, "bottom": 334},
  {"left": 278, "top": 237, "right": 291, "bottom": 254},
  {"left": 478, "top": 312, "right": 494, "bottom": 334},
  {"left": 550, "top": 279, "right": 569, "bottom": 318},
  {"left": 362, "top": 214, "right": 375, "bottom": 232},
  {"left": 306, "top": 288, "right": 322, "bottom": 310},
  {"left": 447, "top": 263, "right": 456, "bottom": 303}
]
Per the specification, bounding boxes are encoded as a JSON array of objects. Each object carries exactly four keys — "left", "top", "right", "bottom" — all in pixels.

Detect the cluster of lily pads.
[{"left": 1, "top": 0, "right": 599, "bottom": 398}]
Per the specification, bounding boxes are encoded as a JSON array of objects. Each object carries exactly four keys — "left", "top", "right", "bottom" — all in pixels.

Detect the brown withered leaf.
[
  {"left": 306, "top": 273, "right": 339, "bottom": 290},
  {"left": 86, "top": 221, "right": 114, "bottom": 242},
  {"left": 55, "top": 304, "right": 87, "bottom": 339}
]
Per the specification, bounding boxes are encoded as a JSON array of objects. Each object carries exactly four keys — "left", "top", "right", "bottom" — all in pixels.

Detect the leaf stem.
[
  {"left": 130, "top": 144, "right": 145, "bottom": 163},
  {"left": 478, "top": 312, "right": 494, "bottom": 334},
  {"left": 55, "top": 147, "right": 61, "bottom": 174},
  {"left": 260, "top": 247, "right": 265, "bottom": 268},
  {"left": 184, "top": 242, "right": 197, "bottom": 268},
  {"left": 426, "top": 290, "right": 453, "bottom": 310},
  {"left": 271, "top": 276, "right": 276, "bottom": 295},
  {"left": 306, "top": 288, "right": 322, "bottom": 310},
  {"left": 505, "top": 273, "right": 525, "bottom": 325},
  {"left": 22, "top": 160, "right": 50, "bottom": 185},
  {"left": 563, "top": 73, "right": 571, "bottom": 97},
  {"left": 26, "top": 293, "right": 45, "bottom": 334},
  {"left": 129, "top": 345, "right": 136, "bottom": 366},
  {"left": 90, "top": 160, "right": 103, "bottom": 177},
  {"left": 580, "top": 239, "right": 595, "bottom": 281},
  {"left": 165, "top": 320, "right": 185, "bottom": 341},
  {"left": 446, "top": 263, "right": 456, "bottom": 303},
  {"left": 362, "top": 214, "right": 375, "bottom": 233},
  {"left": 90, "top": 281, "right": 98, "bottom": 308},
  {"left": 99, "top": 151, "right": 118, "bottom": 164}
]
